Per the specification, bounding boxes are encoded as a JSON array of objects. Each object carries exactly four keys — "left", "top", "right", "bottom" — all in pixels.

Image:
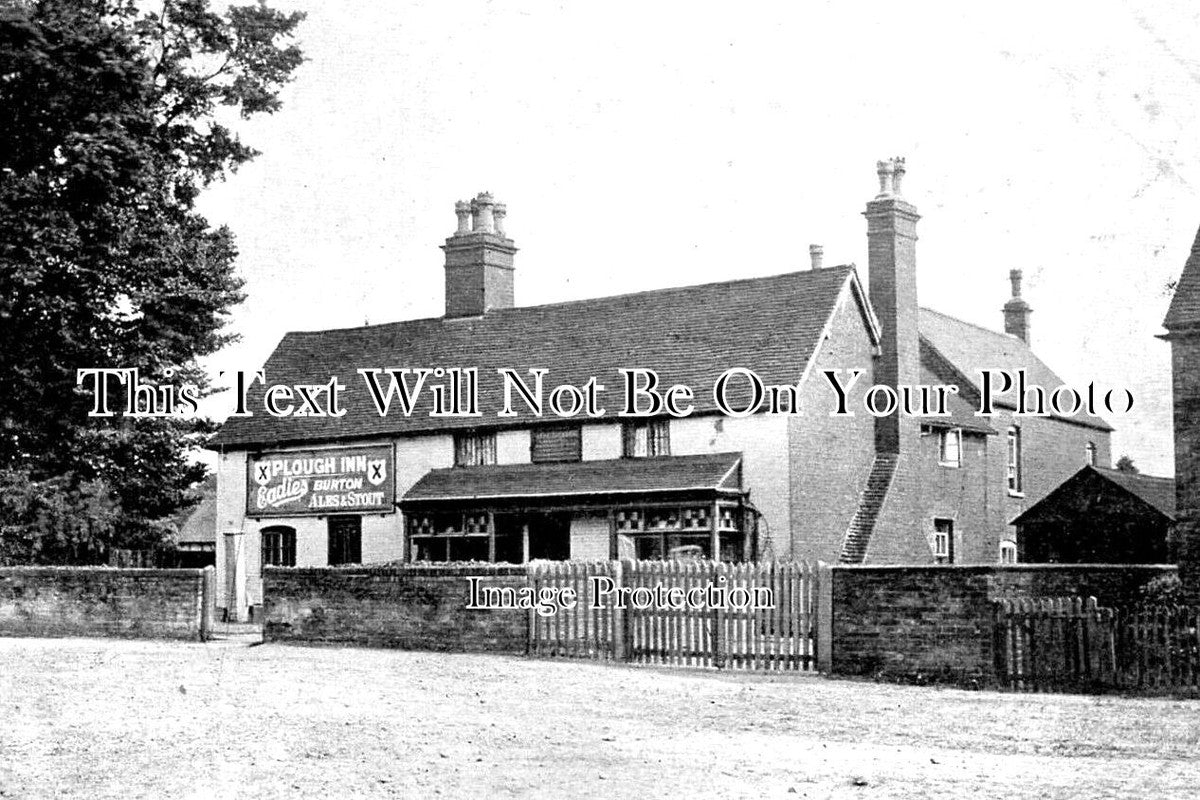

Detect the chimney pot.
[
  {"left": 493, "top": 202, "right": 508, "bottom": 238},
  {"left": 471, "top": 192, "right": 495, "bottom": 234},
  {"left": 454, "top": 201, "right": 472, "bottom": 236},
  {"left": 1009, "top": 268, "right": 1023, "bottom": 297},
  {"left": 875, "top": 159, "right": 895, "bottom": 199},
  {"left": 809, "top": 244, "right": 824, "bottom": 270},
  {"left": 892, "top": 157, "right": 906, "bottom": 197}
]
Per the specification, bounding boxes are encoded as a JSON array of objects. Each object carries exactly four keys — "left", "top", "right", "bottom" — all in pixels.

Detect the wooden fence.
[
  {"left": 993, "top": 597, "right": 1200, "bottom": 694},
  {"left": 528, "top": 560, "right": 821, "bottom": 672}
]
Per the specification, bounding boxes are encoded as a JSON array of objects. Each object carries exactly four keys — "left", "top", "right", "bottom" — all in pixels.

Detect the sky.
[{"left": 195, "top": 0, "right": 1200, "bottom": 476}]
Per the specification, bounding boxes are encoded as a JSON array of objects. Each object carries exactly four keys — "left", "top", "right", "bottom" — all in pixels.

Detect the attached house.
[{"left": 209, "top": 160, "right": 1112, "bottom": 618}]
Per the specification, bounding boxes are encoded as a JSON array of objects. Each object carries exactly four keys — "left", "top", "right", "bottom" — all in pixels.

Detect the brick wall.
[
  {"left": 830, "top": 563, "right": 1175, "bottom": 686},
  {"left": 262, "top": 563, "right": 529, "bottom": 653},
  {"left": 0, "top": 567, "right": 213, "bottom": 641}
]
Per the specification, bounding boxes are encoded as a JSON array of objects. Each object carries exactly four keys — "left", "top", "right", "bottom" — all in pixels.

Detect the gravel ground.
[{"left": 0, "top": 636, "right": 1198, "bottom": 799}]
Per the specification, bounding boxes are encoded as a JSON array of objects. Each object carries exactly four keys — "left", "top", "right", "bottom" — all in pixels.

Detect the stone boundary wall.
[
  {"left": 0, "top": 566, "right": 214, "bottom": 641},
  {"left": 262, "top": 564, "right": 529, "bottom": 653},
  {"left": 830, "top": 564, "right": 1176, "bottom": 687}
]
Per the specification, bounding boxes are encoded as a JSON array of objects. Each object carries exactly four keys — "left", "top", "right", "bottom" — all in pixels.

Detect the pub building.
[{"left": 211, "top": 164, "right": 1113, "bottom": 621}]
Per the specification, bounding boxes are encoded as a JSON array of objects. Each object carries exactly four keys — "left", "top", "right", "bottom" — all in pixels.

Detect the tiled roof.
[
  {"left": 210, "top": 268, "right": 858, "bottom": 448},
  {"left": 1164, "top": 223, "right": 1200, "bottom": 331},
  {"left": 1093, "top": 467, "right": 1176, "bottom": 519},
  {"left": 916, "top": 359, "right": 996, "bottom": 434},
  {"left": 172, "top": 475, "right": 217, "bottom": 544},
  {"left": 1011, "top": 465, "right": 1175, "bottom": 525},
  {"left": 918, "top": 308, "right": 1112, "bottom": 432},
  {"left": 402, "top": 452, "right": 743, "bottom": 504}
]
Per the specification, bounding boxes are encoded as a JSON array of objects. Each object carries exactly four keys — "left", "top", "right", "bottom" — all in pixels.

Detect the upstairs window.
[
  {"left": 260, "top": 526, "right": 296, "bottom": 567},
  {"left": 1085, "top": 441, "right": 1097, "bottom": 466},
  {"left": 1007, "top": 426, "right": 1023, "bottom": 494},
  {"left": 454, "top": 431, "right": 496, "bottom": 467},
  {"left": 531, "top": 425, "right": 582, "bottom": 463},
  {"left": 622, "top": 419, "right": 671, "bottom": 458},
  {"left": 933, "top": 518, "right": 954, "bottom": 564},
  {"left": 938, "top": 428, "right": 961, "bottom": 468},
  {"left": 999, "top": 541, "right": 1018, "bottom": 564}
]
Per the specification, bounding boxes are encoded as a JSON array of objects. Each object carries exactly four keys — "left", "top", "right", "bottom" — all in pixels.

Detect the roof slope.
[
  {"left": 403, "top": 452, "right": 743, "bottom": 504},
  {"left": 173, "top": 475, "right": 217, "bottom": 544},
  {"left": 1094, "top": 467, "right": 1176, "bottom": 519},
  {"left": 1164, "top": 222, "right": 1200, "bottom": 331},
  {"left": 1011, "top": 465, "right": 1175, "bottom": 525},
  {"left": 212, "top": 268, "right": 857, "bottom": 448},
  {"left": 918, "top": 308, "right": 1112, "bottom": 431}
]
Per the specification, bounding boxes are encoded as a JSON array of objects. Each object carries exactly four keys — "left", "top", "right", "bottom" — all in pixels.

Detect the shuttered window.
[{"left": 530, "top": 426, "right": 582, "bottom": 463}]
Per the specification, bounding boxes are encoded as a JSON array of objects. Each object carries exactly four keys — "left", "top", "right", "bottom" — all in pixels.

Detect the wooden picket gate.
[
  {"left": 993, "top": 597, "right": 1200, "bottom": 694},
  {"left": 528, "top": 560, "right": 820, "bottom": 672}
]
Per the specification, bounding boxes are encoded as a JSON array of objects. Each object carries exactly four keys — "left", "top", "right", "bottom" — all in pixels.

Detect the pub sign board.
[{"left": 246, "top": 446, "right": 395, "bottom": 517}]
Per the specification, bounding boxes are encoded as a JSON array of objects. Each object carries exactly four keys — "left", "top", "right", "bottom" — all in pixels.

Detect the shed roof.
[
  {"left": 402, "top": 452, "right": 743, "bottom": 505},
  {"left": 1010, "top": 465, "right": 1175, "bottom": 526}
]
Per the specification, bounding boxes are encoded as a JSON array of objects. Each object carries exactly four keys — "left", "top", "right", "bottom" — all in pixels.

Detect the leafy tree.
[
  {"left": 0, "top": 0, "right": 303, "bottom": 563},
  {"left": 1115, "top": 455, "right": 1138, "bottom": 474}
]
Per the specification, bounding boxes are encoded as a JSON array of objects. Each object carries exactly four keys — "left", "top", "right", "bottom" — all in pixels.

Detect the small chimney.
[
  {"left": 809, "top": 244, "right": 824, "bottom": 270},
  {"left": 441, "top": 192, "right": 517, "bottom": 318},
  {"left": 1003, "top": 269, "right": 1032, "bottom": 344}
]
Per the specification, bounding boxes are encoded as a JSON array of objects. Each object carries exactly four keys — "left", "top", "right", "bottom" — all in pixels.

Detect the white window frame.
[
  {"left": 1006, "top": 426, "right": 1023, "bottom": 496},
  {"left": 999, "top": 541, "right": 1018, "bottom": 564},
  {"left": 1085, "top": 441, "right": 1097, "bottom": 467},
  {"left": 938, "top": 428, "right": 962, "bottom": 468},
  {"left": 933, "top": 518, "right": 954, "bottom": 564}
]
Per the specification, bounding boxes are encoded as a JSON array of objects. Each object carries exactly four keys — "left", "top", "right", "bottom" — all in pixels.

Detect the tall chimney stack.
[
  {"left": 441, "top": 191, "right": 517, "bottom": 318},
  {"left": 809, "top": 244, "right": 824, "bottom": 270},
  {"left": 1003, "top": 269, "right": 1032, "bottom": 344},
  {"left": 864, "top": 157, "right": 921, "bottom": 454}
]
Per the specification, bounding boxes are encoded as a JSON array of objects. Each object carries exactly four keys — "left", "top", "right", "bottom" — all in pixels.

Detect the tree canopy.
[{"left": 0, "top": 0, "right": 303, "bottom": 563}]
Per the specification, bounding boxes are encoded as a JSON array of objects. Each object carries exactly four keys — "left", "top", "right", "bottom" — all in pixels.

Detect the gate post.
[{"left": 815, "top": 562, "right": 833, "bottom": 673}]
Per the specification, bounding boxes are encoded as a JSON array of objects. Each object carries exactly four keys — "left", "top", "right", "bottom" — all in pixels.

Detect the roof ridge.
[
  {"left": 281, "top": 267, "right": 855, "bottom": 339},
  {"left": 1091, "top": 465, "right": 1172, "bottom": 483}
]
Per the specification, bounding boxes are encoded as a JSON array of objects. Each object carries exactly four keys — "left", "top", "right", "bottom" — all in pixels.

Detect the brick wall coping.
[
  {"left": 831, "top": 564, "right": 1176, "bottom": 573},
  {"left": 0, "top": 566, "right": 208, "bottom": 578},
  {"left": 264, "top": 563, "right": 527, "bottom": 577}
]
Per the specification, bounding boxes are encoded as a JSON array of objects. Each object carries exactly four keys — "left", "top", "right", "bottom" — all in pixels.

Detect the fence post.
[
  {"left": 611, "top": 559, "right": 626, "bottom": 661},
  {"left": 200, "top": 565, "right": 215, "bottom": 641},
  {"left": 815, "top": 561, "right": 833, "bottom": 674}
]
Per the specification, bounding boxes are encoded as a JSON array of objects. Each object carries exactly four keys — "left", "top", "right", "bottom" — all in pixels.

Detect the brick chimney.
[
  {"left": 809, "top": 244, "right": 824, "bottom": 270},
  {"left": 441, "top": 192, "right": 517, "bottom": 318},
  {"left": 1003, "top": 269, "right": 1032, "bottom": 344},
  {"left": 864, "top": 157, "right": 921, "bottom": 454}
]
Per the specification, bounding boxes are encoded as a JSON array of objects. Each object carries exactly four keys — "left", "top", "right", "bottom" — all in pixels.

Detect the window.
[
  {"left": 1006, "top": 426, "right": 1023, "bottom": 494},
  {"left": 938, "top": 428, "right": 961, "bottom": 467},
  {"left": 1085, "top": 441, "right": 1097, "bottom": 466},
  {"left": 531, "top": 425, "right": 582, "bottom": 463},
  {"left": 260, "top": 526, "right": 296, "bottom": 567},
  {"left": 327, "top": 516, "right": 362, "bottom": 565},
  {"left": 999, "top": 541, "right": 1018, "bottom": 564},
  {"left": 454, "top": 431, "right": 496, "bottom": 467},
  {"left": 408, "top": 512, "right": 490, "bottom": 563},
  {"left": 622, "top": 419, "right": 671, "bottom": 458},
  {"left": 933, "top": 518, "right": 954, "bottom": 564}
]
